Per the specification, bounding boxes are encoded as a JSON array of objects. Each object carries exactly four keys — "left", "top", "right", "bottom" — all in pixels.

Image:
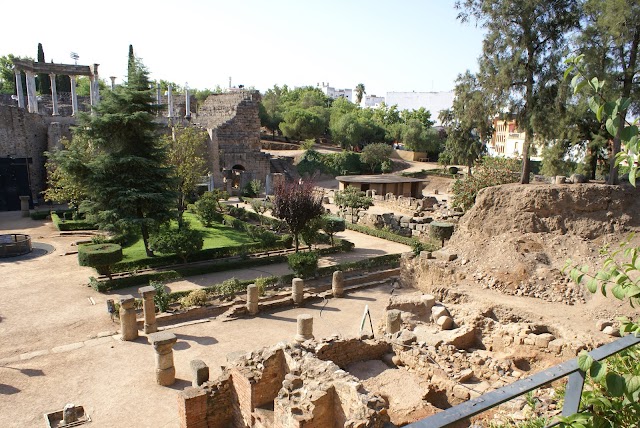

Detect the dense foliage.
[{"left": 451, "top": 157, "right": 521, "bottom": 210}]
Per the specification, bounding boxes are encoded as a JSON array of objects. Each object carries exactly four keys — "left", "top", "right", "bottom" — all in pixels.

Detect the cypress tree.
[
  {"left": 127, "top": 44, "right": 135, "bottom": 83},
  {"left": 36, "top": 43, "right": 51, "bottom": 94}
]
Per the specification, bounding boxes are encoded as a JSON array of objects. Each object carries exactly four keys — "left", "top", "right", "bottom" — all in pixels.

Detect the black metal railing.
[{"left": 406, "top": 333, "right": 640, "bottom": 428}]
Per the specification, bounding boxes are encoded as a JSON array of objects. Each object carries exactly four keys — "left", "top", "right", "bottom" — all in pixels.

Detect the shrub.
[
  {"left": 448, "top": 166, "right": 459, "bottom": 175},
  {"left": 381, "top": 159, "right": 393, "bottom": 173},
  {"left": 195, "top": 191, "right": 223, "bottom": 226},
  {"left": 30, "top": 211, "right": 50, "bottom": 220},
  {"left": 345, "top": 222, "right": 439, "bottom": 251},
  {"left": 287, "top": 251, "right": 319, "bottom": 278},
  {"left": 451, "top": 156, "right": 521, "bottom": 210},
  {"left": 218, "top": 277, "right": 243, "bottom": 297},
  {"left": 150, "top": 225, "right": 204, "bottom": 263},
  {"left": 411, "top": 239, "right": 425, "bottom": 256},
  {"left": 181, "top": 289, "right": 209, "bottom": 307},
  {"left": 78, "top": 243, "right": 123, "bottom": 278},
  {"left": 281, "top": 234, "right": 294, "bottom": 248},
  {"left": 151, "top": 280, "right": 170, "bottom": 313},
  {"left": 242, "top": 179, "right": 264, "bottom": 197},
  {"left": 322, "top": 216, "right": 346, "bottom": 245},
  {"left": 51, "top": 212, "right": 97, "bottom": 231}
]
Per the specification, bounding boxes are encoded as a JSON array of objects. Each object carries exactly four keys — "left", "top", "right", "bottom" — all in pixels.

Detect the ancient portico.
[{"left": 11, "top": 60, "right": 100, "bottom": 116}]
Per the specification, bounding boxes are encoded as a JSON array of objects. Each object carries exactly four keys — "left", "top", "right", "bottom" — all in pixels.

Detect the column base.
[
  {"left": 295, "top": 334, "right": 314, "bottom": 343},
  {"left": 144, "top": 323, "right": 158, "bottom": 334}
]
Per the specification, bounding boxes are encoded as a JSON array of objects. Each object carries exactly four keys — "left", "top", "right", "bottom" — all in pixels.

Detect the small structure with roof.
[{"left": 336, "top": 175, "right": 426, "bottom": 198}]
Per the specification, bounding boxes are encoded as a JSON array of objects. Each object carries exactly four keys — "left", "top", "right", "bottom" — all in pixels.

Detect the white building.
[
  {"left": 385, "top": 91, "right": 455, "bottom": 125},
  {"left": 361, "top": 94, "right": 385, "bottom": 108},
  {"left": 318, "top": 82, "right": 353, "bottom": 102}
]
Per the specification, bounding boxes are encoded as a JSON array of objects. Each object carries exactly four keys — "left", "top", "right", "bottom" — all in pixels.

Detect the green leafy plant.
[
  {"left": 218, "top": 277, "right": 244, "bottom": 297},
  {"left": 322, "top": 216, "right": 346, "bottom": 245},
  {"left": 151, "top": 280, "right": 170, "bottom": 313},
  {"left": 78, "top": 243, "right": 123, "bottom": 279},
  {"left": 287, "top": 251, "right": 319, "bottom": 278},
  {"left": 194, "top": 191, "right": 224, "bottom": 226},
  {"left": 149, "top": 224, "right": 204, "bottom": 263},
  {"left": 411, "top": 239, "right": 425, "bottom": 256},
  {"left": 180, "top": 289, "right": 209, "bottom": 307}
]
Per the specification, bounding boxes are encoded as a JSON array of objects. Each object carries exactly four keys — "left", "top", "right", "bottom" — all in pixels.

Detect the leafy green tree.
[
  {"left": 361, "top": 143, "right": 393, "bottom": 173},
  {"left": 279, "top": 108, "right": 326, "bottom": 141},
  {"left": 402, "top": 107, "right": 434, "bottom": 129},
  {"left": 36, "top": 43, "right": 50, "bottom": 95},
  {"left": 163, "top": 126, "right": 209, "bottom": 225},
  {"left": 355, "top": 83, "right": 366, "bottom": 104},
  {"left": 194, "top": 191, "right": 224, "bottom": 226},
  {"left": 334, "top": 186, "right": 373, "bottom": 223},
  {"left": 322, "top": 216, "right": 345, "bottom": 246},
  {"left": 271, "top": 181, "right": 324, "bottom": 252},
  {"left": 150, "top": 223, "right": 204, "bottom": 263},
  {"left": 402, "top": 119, "right": 442, "bottom": 153},
  {"left": 44, "top": 136, "right": 93, "bottom": 214},
  {"left": 75, "top": 56, "right": 175, "bottom": 256},
  {"left": 0, "top": 54, "right": 30, "bottom": 95},
  {"left": 571, "top": 0, "right": 640, "bottom": 184},
  {"left": 457, "top": 0, "right": 581, "bottom": 184},
  {"left": 259, "top": 84, "right": 288, "bottom": 138}
]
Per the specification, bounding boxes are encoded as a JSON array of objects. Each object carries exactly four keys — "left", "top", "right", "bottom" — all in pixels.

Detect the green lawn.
[{"left": 120, "top": 212, "right": 256, "bottom": 263}]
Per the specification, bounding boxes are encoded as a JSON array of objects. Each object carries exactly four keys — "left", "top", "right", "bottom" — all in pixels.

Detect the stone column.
[
  {"left": 156, "top": 83, "right": 161, "bottom": 113},
  {"left": 19, "top": 196, "right": 30, "bottom": 216},
  {"left": 14, "top": 70, "right": 25, "bottom": 109},
  {"left": 90, "top": 64, "right": 100, "bottom": 108},
  {"left": 386, "top": 310, "right": 402, "bottom": 334},
  {"left": 149, "top": 331, "right": 178, "bottom": 386},
  {"left": 70, "top": 76, "right": 78, "bottom": 116},
  {"left": 109, "top": 76, "right": 116, "bottom": 91},
  {"left": 332, "top": 271, "right": 344, "bottom": 297},
  {"left": 139, "top": 285, "right": 158, "bottom": 334},
  {"left": 119, "top": 295, "right": 138, "bottom": 341},
  {"left": 167, "top": 85, "right": 174, "bottom": 117},
  {"left": 246, "top": 284, "right": 259, "bottom": 315},
  {"left": 190, "top": 360, "right": 209, "bottom": 387},
  {"left": 62, "top": 404, "right": 78, "bottom": 424},
  {"left": 49, "top": 73, "right": 59, "bottom": 116},
  {"left": 295, "top": 314, "right": 314, "bottom": 342},
  {"left": 185, "top": 86, "right": 191, "bottom": 118},
  {"left": 25, "top": 71, "right": 38, "bottom": 113},
  {"left": 292, "top": 278, "right": 304, "bottom": 305}
]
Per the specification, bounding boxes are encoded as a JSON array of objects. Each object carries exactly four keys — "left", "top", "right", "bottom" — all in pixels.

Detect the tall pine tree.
[
  {"left": 77, "top": 55, "right": 175, "bottom": 256},
  {"left": 456, "top": 0, "right": 581, "bottom": 183}
]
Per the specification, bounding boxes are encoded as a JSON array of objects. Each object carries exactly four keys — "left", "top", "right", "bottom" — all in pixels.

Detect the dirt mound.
[{"left": 442, "top": 183, "right": 640, "bottom": 305}]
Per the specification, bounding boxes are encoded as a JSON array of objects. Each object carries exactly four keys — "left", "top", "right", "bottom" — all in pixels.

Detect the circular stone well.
[{"left": 0, "top": 234, "right": 33, "bottom": 257}]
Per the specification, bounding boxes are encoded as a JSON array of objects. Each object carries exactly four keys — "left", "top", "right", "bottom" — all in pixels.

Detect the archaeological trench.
[{"left": 172, "top": 183, "right": 640, "bottom": 428}]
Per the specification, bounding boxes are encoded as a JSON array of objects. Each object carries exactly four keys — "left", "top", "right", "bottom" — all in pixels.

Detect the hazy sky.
[{"left": 2, "top": 0, "right": 485, "bottom": 95}]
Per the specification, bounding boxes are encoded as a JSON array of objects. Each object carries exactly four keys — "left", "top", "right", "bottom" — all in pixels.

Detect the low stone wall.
[{"left": 315, "top": 338, "right": 391, "bottom": 368}]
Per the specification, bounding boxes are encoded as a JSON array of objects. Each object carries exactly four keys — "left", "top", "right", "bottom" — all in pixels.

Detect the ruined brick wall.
[
  {"left": 0, "top": 105, "right": 77, "bottom": 204},
  {"left": 315, "top": 338, "right": 391, "bottom": 369},
  {"left": 194, "top": 91, "right": 271, "bottom": 192}
]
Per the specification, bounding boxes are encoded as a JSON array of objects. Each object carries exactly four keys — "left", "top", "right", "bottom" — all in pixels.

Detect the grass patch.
[{"left": 120, "top": 212, "right": 257, "bottom": 265}]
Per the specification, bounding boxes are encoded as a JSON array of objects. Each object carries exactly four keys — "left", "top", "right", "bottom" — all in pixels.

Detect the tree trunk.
[
  {"left": 587, "top": 145, "right": 598, "bottom": 180},
  {"left": 467, "top": 158, "right": 473, "bottom": 177},
  {"left": 139, "top": 207, "right": 154, "bottom": 257}
]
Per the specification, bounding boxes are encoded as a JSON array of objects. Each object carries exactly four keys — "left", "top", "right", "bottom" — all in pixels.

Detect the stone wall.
[
  {"left": 0, "top": 105, "right": 75, "bottom": 204},
  {"left": 192, "top": 91, "right": 272, "bottom": 194},
  {"left": 179, "top": 339, "right": 390, "bottom": 428}
]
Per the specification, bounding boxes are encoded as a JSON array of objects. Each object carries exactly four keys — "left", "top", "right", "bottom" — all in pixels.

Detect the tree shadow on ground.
[
  {"left": 174, "top": 334, "right": 218, "bottom": 347},
  {"left": 0, "top": 384, "right": 20, "bottom": 395}
]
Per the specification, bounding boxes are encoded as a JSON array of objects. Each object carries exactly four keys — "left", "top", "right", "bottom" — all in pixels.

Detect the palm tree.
[{"left": 355, "top": 83, "right": 366, "bottom": 105}]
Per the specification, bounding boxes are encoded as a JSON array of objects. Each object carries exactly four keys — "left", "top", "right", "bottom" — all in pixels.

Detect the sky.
[{"left": 1, "top": 0, "right": 486, "bottom": 96}]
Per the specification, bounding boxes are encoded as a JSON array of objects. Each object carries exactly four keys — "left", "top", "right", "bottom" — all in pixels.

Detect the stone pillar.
[
  {"left": 149, "top": 331, "right": 178, "bottom": 386},
  {"left": 139, "top": 285, "right": 158, "bottom": 334},
  {"left": 332, "top": 271, "right": 344, "bottom": 297},
  {"left": 70, "top": 76, "right": 78, "bottom": 116},
  {"left": 49, "top": 73, "right": 59, "bottom": 116},
  {"left": 14, "top": 70, "right": 25, "bottom": 109},
  {"left": 246, "top": 284, "right": 259, "bottom": 315},
  {"left": 90, "top": 64, "right": 100, "bottom": 108},
  {"left": 62, "top": 404, "right": 78, "bottom": 424},
  {"left": 167, "top": 85, "right": 174, "bottom": 117},
  {"left": 25, "top": 71, "right": 38, "bottom": 113},
  {"left": 292, "top": 278, "right": 304, "bottom": 305},
  {"left": 190, "top": 359, "right": 209, "bottom": 387},
  {"left": 119, "top": 295, "right": 138, "bottom": 341},
  {"left": 386, "top": 310, "right": 402, "bottom": 334},
  {"left": 19, "top": 196, "right": 30, "bottom": 216},
  {"left": 185, "top": 86, "right": 191, "bottom": 118},
  {"left": 295, "top": 314, "right": 314, "bottom": 342},
  {"left": 156, "top": 83, "right": 161, "bottom": 112},
  {"left": 109, "top": 76, "right": 116, "bottom": 90}
]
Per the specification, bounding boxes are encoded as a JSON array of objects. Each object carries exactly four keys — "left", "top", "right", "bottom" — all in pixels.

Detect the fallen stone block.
[{"left": 437, "top": 316, "right": 454, "bottom": 330}]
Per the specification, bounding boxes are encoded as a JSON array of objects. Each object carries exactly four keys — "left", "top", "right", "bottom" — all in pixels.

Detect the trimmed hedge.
[
  {"left": 51, "top": 213, "right": 97, "bottom": 231},
  {"left": 30, "top": 211, "right": 50, "bottom": 220},
  {"left": 345, "top": 222, "right": 439, "bottom": 251},
  {"left": 79, "top": 244, "right": 123, "bottom": 276}
]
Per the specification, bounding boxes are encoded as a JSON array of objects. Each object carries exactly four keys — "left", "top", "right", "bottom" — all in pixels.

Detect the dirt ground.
[{"left": 0, "top": 211, "right": 410, "bottom": 428}]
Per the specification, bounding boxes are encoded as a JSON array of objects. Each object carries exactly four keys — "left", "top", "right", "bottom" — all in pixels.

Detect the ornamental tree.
[
  {"left": 271, "top": 181, "right": 324, "bottom": 252},
  {"left": 334, "top": 186, "right": 373, "bottom": 223}
]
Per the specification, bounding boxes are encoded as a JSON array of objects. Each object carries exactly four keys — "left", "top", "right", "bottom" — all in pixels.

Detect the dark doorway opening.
[{"left": 0, "top": 157, "right": 32, "bottom": 211}]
